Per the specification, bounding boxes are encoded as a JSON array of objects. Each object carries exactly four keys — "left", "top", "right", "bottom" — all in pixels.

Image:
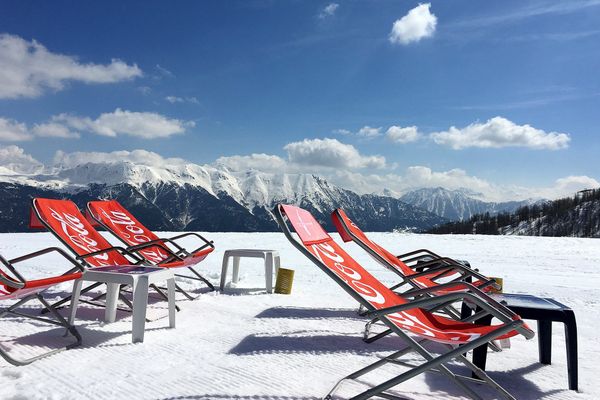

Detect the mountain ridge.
[
  {"left": 0, "top": 161, "right": 446, "bottom": 232},
  {"left": 399, "top": 186, "right": 537, "bottom": 221}
]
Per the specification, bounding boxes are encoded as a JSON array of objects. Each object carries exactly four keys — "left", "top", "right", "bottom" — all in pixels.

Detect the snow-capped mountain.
[
  {"left": 0, "top": 161, "right": 446, "bottom": 232},
  {"left": 399, "top": 187, "right": 533, "bottom": 221}
]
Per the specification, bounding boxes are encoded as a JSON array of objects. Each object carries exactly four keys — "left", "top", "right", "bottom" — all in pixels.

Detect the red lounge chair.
[
  {"left": 332, "top": 208, "right": 498, "bottom": 294},
  {"left": 86, "top": 200, "right": 215, "bottom": 297},
  {"left": 0, "top": 248, "right": 83, "bottom": 365},
  {"left": 31, "top": 198, "right": 171, "bottom": 313},
  {"left": 275, "top": 204, "right": 534, "bottom": 400}
]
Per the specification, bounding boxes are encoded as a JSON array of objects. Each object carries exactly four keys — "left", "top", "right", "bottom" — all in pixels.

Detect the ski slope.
[{"left": 1, "top": 232, "right": 599, "bottom": 399}]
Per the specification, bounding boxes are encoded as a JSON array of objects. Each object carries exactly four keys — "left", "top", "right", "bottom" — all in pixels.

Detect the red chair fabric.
[
  {"left": 32, "top": 198, "right": 130, "bottom": 268},
  {"left": 332, "top": 208, "right": 489, "bottom": 292},
  {"left": 87, "top": 200, "right": 213, "bottom": 267},
  {"left": 281, "top": 204, "right": 522, "bottom": 344}
]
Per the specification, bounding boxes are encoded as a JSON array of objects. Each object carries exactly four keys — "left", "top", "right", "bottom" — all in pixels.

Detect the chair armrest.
[
  {"left": 127, "top": 241, "right": 184, "bottom": 261},
  {"left": 366, "top": 291, "right": 534, "bottom": 340},
  {"left": 397, "top": 248, "right": 443, "bottom": 261},
  {"left": 1, "top": 247, "right": 85, "bottom": 290},
  {"left": 75, "top": 246, "right": 144, "bottom": 264},
  {"left": 164, "top": 233, "right": 214, "bottom": 254},
  {"left": 127, "top": 238, "right": 186, "bottom": 255},
  {"left": 401, "top": 281, "right": 514, "bottom": 318}
]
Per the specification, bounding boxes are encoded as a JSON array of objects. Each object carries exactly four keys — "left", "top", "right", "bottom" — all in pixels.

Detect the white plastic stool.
[
  {"left": 220, "top": 249, "right": 280, "bottom": 293},
  {"left": 69, "top": 265, "right": 176, "bottom": 343}
]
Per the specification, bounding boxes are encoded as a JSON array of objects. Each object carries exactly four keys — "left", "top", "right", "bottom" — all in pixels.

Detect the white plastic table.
[
  {"left": 69, "top": 265, "right": 176, "bottom": 343},
  {"left": 220, "top": 249, "right": 280, "bottom": 293}
]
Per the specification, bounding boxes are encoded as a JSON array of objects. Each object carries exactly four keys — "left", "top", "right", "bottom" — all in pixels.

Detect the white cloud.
[
  {"left": 386, "top": 125, "right": 420, "bottom": 143},
  {"left": 389, "top": 3, "right": 437, "bottom": 45},
  {"left": 0, "top": 145, "right": 43, "bottom": 174},
  {"left": 523, "top": 175, "right": 600, "bottom": 200},
  {"left": 319, "top": 3, "right": 339, "bottom": 18},
  {"left": 55, "top": 108, "right": 193, "bottom": 139},
  {"left": 165, "top": 95, "right": 199, "bottom": 104},
  {"left": 431, "top": 116, "right": 570, "bottom": 150},
  {"left": 53, "top": 149, "right": 188, "bottom": 169},
  {"left": 137, "top": 86, "right": 152, "bottom": 95},
  {"left": 215, "top": 153, "right": 287, "bottom": 173},
  {"left": 39, "top": 147, "right": 600, "bottom": 202},
  {"left": 32, "top": 122, "right": 80, "bottom": 138},
  {"left": 0, "top": 33, "right": 142, "bottom": 99},
  {"left": 284, "top": 138, "right": 386, "bottom": 169},
  {"left": 332, "top": 128, "right": 352, "bottom": 135},
  {"left": 357, "top": 126, "right": 382, "bottom": 138},
  {"left": 155, "top": 64, "right": 174, "bottom": 78},
  {"left": 0, "top": 117, "right": 33, "bottom": 141}
]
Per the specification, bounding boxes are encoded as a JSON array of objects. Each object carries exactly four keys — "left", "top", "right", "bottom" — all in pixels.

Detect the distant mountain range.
[
  {"left": 0, "top": 161, "right": 446, "bottom": 232},
  {"left": 398, "top": 187, "right": 536, "bottom": 221},
  {"left": 427, "top": 189, "right": 600, "bottom": 238}
]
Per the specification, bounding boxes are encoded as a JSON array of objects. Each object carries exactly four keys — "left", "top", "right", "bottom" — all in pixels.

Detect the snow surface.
[{"left": 1, "top": 232, "right": 599, "bottom": 399}]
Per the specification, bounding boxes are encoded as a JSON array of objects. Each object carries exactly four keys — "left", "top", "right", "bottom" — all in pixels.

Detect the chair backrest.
[
  {"left": 31, "top": 198, "right": 130, "bottom": 268},
  {"left": 87, "top": 200, "right": 170, "bottom": 264},
  {"left": 276, "top": 204, "right": 486, "bottom": 343},
  {"left": 332, "top": 208, "right": 437, "bottom": 289}
]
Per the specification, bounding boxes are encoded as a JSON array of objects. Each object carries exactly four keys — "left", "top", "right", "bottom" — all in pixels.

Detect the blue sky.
[{"left": 1, "top": 0, "right": 599, "bottom": 200}]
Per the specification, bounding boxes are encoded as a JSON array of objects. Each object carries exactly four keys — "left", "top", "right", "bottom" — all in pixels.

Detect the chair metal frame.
[
  {"left": 86, "top": 201, "right": 215, "bottom": 298},
  {"left": 0, "top": 248, "right": 83, "bottom": 366},
  {"left": 275, "top": 204, "right": 534, "bottom": 400},
  {"left": 30, "top": 198, "right": 176, "bottom": 314}
]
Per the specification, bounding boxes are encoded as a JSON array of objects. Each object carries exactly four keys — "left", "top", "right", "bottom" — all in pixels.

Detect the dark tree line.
[{"left": 426, "top": 188, "right": 600, "bottom": 237}]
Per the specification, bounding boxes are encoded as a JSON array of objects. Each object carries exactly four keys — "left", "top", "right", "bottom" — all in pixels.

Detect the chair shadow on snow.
[
  {"left": 422, "top": 361, "right": 565, "bottom": 400},
  {"left": 219, "top": 287, "right": 275, "bottom": 296},
  {"left": 160, "top": 395, "right": 320, "bottom": 400},
  {"left": 256, "top": 306, "right": 363, "bottom": 320},
  {"left": 229, "top": 333, "right": 406, "bottom": 355}
]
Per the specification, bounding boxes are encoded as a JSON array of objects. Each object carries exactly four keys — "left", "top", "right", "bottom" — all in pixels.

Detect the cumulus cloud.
[
  {"left": 319, "top": 3, "right": 339, "bottom": 18},
  {"left": 357, "top": 126, "right": 382, "bottom": 138},
  {"left": 21, "top": 145, "right": 600, "bottom": 202},
  {"left": 55, "top": 108, "right": 193, "bottom": 139},
  {"left": 0, "top": 145, "right": 43, "bottom": 174},
  {"left": 389, "top": 3, "right": 437, "bottom": 45},
  {"left": 0, "top": 117, "right": 33, "bottom": 141},
  {"left": 32, "top": 122, "right": 80, "bottom": 138},
  {"left": 284, "top": 138, "right": 386, "bottom": 169},
  {"left": 53, "top": 149, "right": 188, "bottom": 169},
  {"left": 0, "top": 33, "right": 142, "bottom": 99},
  {"left": 386, "top": 125, "right": 420, "bottom": 143},
  {"left": 431, "top": 117, "right": 570, "bottom": 150},
  {"left": 215, "top": 153, "right": 287, "bottom": 173},
  {"left": 524, "top": 175, "right": 600, "bottom": 200}
]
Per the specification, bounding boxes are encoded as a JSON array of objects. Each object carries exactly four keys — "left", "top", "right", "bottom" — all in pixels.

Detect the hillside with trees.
[{"left": 427, "top": 189, "right": 600, "bottom": 238}]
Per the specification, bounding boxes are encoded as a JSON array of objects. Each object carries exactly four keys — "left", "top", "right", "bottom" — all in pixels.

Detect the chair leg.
[
  {"left": 40, "top": 281, "right": 104, "bottom": 313},
  {"left": 150, "top": 284, "right": 181, "bottom": 312},
  {"left": 0, "top": 294, "right": 82, "bottom": 366},
  {"left": 327, "top": 322, "right": 520, "bottom": 400},
  {"left": 178, "top": 266, "right": 216, "bottom": 291}
]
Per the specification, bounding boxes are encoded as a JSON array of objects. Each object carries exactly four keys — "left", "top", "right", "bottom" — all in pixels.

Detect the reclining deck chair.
[
  {"left": 1, "top": 247, "right": 83, "bottom": 365},
  {"left": 332, "top": 208, "right": 502, "bottom": 343},
  {"left": 31, "top": 198, "right": 172, "bottom": 313},
  {"left": 86, "top": 200, "right": 215, "bottom": 298},
  {"left": 332, "top": 208, "right": 498, "bottom": 295},
  {"left": 275, "top": 204, "right": 534, "bottom": 400}
]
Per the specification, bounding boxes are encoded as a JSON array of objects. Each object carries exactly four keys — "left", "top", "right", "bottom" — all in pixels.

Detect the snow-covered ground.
[{"left": 1, "top": 232, "right": 599, "bottom": 399}]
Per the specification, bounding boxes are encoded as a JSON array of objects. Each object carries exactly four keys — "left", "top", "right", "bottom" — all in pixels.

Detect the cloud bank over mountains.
[{"left": 1, "top": 144, "right": 597, "bottom": 203}]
